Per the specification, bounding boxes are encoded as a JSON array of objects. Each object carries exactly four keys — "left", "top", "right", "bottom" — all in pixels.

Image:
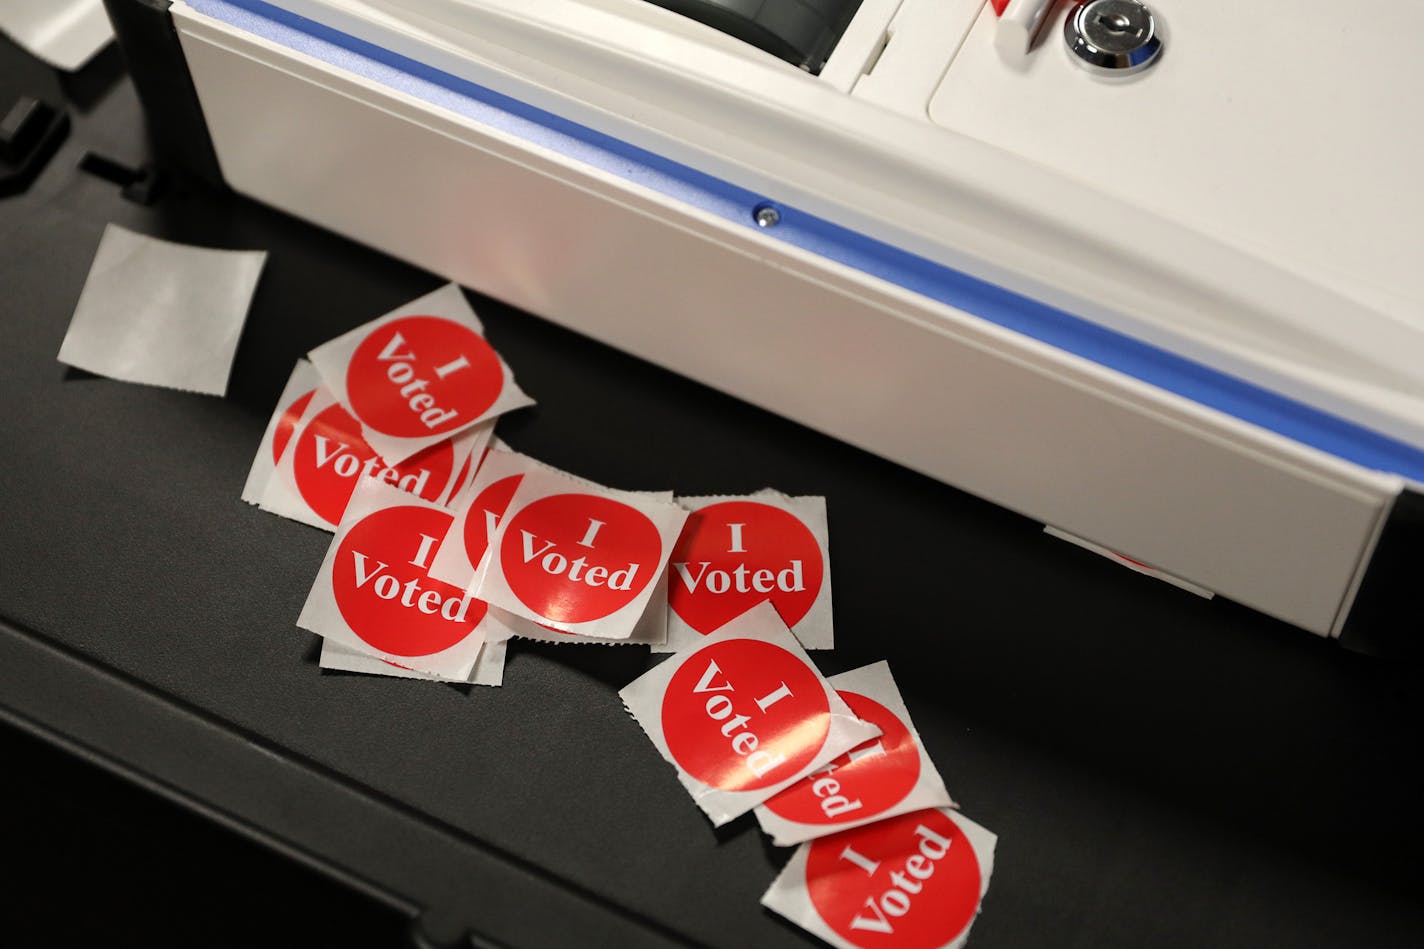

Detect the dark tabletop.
[{"left": 2, "top": 32, "right": 1422, "bottom": 949}]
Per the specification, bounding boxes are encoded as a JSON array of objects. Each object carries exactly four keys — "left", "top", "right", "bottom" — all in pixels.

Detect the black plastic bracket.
[
  {"left": 101, "top": 0, "right": 226, "bottom": 189},
  {"left": 78, "top": 151, "right": 167, "bottom": 205},
  {"left": 0, "top": 96, "right": 69, "bottom": 197}
]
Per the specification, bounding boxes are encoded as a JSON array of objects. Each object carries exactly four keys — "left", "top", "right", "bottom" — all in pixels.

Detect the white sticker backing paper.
[
  {"left": 319, "top": 636, "right": 507, "bottom": 687},
  {"left": 619, "top": 601, "right": 880, "bottom": 826},
  {"left": 761, "top": 808, "right": 996, "bottom": 949},
  {"left": 57, "top": 224, "right": 266, "bottom": 396}
]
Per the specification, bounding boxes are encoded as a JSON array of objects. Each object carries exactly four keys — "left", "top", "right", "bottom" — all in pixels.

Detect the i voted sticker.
[
  {"left": 671, "top": 501, "right": 822, "bottom": 629},
  {"left": 471, "top": 463, "right": 687, "bottom": 639},
  {"left": 296, "top": 478, "right": 492, "bottom": 679},
  {"left": 333, "top": 504, "right": 483, "bottom": 656},
  {"left": 500, "top": 493, "right": 662, "bottom": 624},
  {"left": 766, "top": 691, "right": 917, "bottom": 820},
  {"left": 259, "top": 383, "right": 491, "bottom": 532},
  {"left": 433, "top": 448, "right": 671, "bottom": 645},
  {"left": 658, "top": 490, "right": 832, "bottom": 653},
  {"left": 756, "top": 662, "right": 954, "bottom": 846},
  {"left": 308, "top": 283, "right": 533, "bottom": 465},
  {"left": 808, "top": 810, "right": 984, "bottom": 948},
  {"left": 661, "top": 638, "right": 830, "bottom": 792},
  {"left": 619, "top": 601, "right": 880, "bottom": 826},
  {"left": 762, "top": 808, "right": 997, "bottom": 949},
  {"left": 345, "top": 315, "right": 503, "bottom": 438}
]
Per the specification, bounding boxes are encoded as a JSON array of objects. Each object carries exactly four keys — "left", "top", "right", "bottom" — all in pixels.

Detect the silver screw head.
[
  {"left": 1065, "top": 0, "right": 1163, "bottom": 76},
  {"left": 754, "top": 204, "right": 782, "bottom": 228}
]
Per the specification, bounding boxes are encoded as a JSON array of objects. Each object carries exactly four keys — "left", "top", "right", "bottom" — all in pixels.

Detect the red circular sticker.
[
  {"left": 669, "top": 501, "right": 824, "bottom": 634},
  {"left": 764, "top": 690, "right": 920, "bottom": 825},
  {"left": 293, "top": 404, "right": 453, "bottom": 526},
  {"left": 334, "top": 505, "right": 487, "bottom": 656},
  {"left": 272, "top": 388, "right": 316, "bottom": 463},
  {"left": 461, "top": 475, "right": 522, "bottom": 567},
  {"left": 660, "top": 638, "right": 830, "bottom": 792},
  {"left": 346, "top": 315, "right": 503, "bottom": 438},
  {"left": 499, "top": 493, "right": 661, "bottom": 624},
  {"left": 806, "top": 809, "right": 981, "bottom": 949}
]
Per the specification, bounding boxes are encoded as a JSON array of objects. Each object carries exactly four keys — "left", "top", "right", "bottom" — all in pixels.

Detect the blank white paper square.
[{"left": 57, "top": 224, "right": 266, "bottom": 396}]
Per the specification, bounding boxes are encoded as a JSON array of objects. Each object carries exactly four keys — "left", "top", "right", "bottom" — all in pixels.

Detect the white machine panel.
[{"left": 173, "top": 2, "right": 1401, "bottom": 635}]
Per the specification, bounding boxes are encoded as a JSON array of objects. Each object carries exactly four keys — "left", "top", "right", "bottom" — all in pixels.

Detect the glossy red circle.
[
  {"left": 661, "top": 638, "right": 830, "bottom": 791},
  {"left": 763, "top": 690, "right": 919, "bottom": 824},
  {"left": 805, "top": 809, "right": 981, "bottom": 949},
  {"left": 346, "top": 315, "right": 503, "bottom": 437},
  {"left": 334, "top": 505, "right": 487, "bottom": 655},
  {"left": 293, "top": 403, "right": 453, "bottom": 527},
  {"left": 499, "top": 493, "right": 661, "bottom": 624},
  {"left": 669, "top": 501, "right": 824, "bottom": 634}
]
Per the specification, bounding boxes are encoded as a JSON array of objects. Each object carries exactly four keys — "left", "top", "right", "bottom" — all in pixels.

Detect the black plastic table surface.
[{"left": 2, "top": 36, "right": 1422, "bottom": 949}]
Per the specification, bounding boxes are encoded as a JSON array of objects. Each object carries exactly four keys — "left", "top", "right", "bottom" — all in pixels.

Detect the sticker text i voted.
[
  {"left": 347, "top": 316, "right": 503, "bottom": 438},
  {"left": 500, "top": 494, "right": 661, "bottom": 623},
  {"left": 375, "top": 331, "right": 467, "bottom": 430},
  {"left": 352, "top": 533, "right": 473, "bottom": 621},
  {"left": 671, "top": 501, "right": 823, "bottom": 633},
  {"left": 805, "top": 810, "right": 981, "bottom": 949},
  {"left": 311, "top": 434, "right": 432, "bottom": 491},
  {"left": 296, "top": 403, "right": 451, "bottom": 524},
  {"left": 692, "top": 658, "right": 796, "bottom": 781},
  {"left": 335, "top": 505, "right": 486, "bottom": 655},
  {"left": 662, "top": 639, "right": 830, "bottom": 791},
  {"left": 520, "top": 517, "right": 639, "bottom": 590}
]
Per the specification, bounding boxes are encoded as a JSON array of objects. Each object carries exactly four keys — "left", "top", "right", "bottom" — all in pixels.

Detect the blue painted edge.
[{"left": 189, "top": 0, "right": 1424, "bottom": 481}]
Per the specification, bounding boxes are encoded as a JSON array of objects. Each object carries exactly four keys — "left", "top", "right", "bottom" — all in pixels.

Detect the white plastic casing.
[{"left": 168, "top": 0, "right": 1413, "bottom": 636}]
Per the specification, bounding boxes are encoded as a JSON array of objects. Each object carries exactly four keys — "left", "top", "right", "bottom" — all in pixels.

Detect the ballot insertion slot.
[{"left": 639, "top": 0, "right": 864, "bottom": 73}]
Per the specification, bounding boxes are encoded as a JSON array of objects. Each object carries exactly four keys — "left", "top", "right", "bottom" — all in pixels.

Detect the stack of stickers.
[
  {"left": 244, "top": 285, "right": 996, "bottom": 947},
  {"left": 623, "top": 606, "right": 996, "bottom": 949}
]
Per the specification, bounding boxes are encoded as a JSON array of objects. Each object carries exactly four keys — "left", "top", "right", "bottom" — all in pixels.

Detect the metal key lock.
[{"left": 1065, "top": 0, "right": 1164, "bottom": 76}]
